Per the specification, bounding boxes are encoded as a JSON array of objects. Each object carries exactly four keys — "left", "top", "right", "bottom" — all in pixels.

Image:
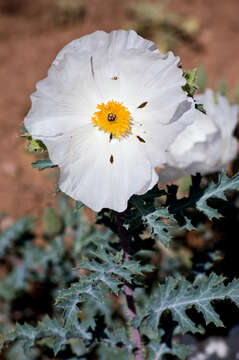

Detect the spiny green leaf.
[
  {"left": 79, "top": 247, "right": 153, "bottom": 294},
  {"left": 143, "top": 208, "right": 177, "bottom": 248},
  {"left": 26, "top": 137, "right": 47, "bottom": 152},
  {"left": 133, "top": 273, "right": 239, "bottom": 335},
  {"left": 182, "top": 68, "right": 198, "bottom": 97},
  {"left": 195, "top": 103, "right": 206, "bottom": 114},
  {"left": 37, "top": 315, "right": 91, "bottom": 355},
  {"left": 120, "top": 185, "right": 166, "bottom": 231},
  {"left": 56, "top": 279, "right": 105, "bottom": 326},
  {"left": 3, "top": 315, "right": 91, "bottom": 356},
  {"left": 56, "top": 247, "right": 154, "bottom": 327},
  {"left": 38, "top": 316, "right": 67, "bottom": 355},
  {"left": 31, "top": 159, "right": 57, "bottom": 171},
  {"left": 166, "top": 172, "right": 239, "bottom": 225},
  {"left": 196, "top": 172, "right": 239, "bottom": 219},
  {"left": 15, "top": 324, "right": 38, "bottom": 353}
]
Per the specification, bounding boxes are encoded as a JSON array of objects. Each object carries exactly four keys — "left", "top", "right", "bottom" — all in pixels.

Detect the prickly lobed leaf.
[
  {"left": 143, "top": 207, "right": 178, "bottom": 248},
  {"left": 133, "top": 273, "right": 239, "bottom": 335},
  {"left": 196, "top": 172, "right": 239, "bottom": 219}
]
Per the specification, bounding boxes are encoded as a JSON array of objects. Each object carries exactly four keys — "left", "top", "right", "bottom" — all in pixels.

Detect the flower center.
[{"left": 91, "top": 100, "right": 132, "bottom": 138}]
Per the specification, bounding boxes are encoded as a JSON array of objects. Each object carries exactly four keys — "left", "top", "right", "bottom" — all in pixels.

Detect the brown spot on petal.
[
  {"left": 137, "top": 101, "right": 148, "bottom": 109},
  {"left": 137, "top": 135, "right": 146, "bottom": 143},
  {"left": 110, "top": 155, "right": 114, "bottom": 164},
  {"left": 109, "top": 133, "right": 113, "bottom": 142}
]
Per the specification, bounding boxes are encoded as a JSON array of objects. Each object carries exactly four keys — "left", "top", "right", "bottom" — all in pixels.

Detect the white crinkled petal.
[
  {"left": 197, "top": 89, "right": 239, "bottom": 137},
  {"left": 25, "top": 54, "right": 101, "bottom": 138},
  {"left": 159, "top": 89, "right": 239, "bottom": 183},
  {"left": 196, "top": 89, "right": 238, "bottom": 170},
  {"left": 218, "top": 137, "right": 238, "bottom": 166},
  {"left": 196, "top": 89, "right": 215, "bottom": 117},
  {"left": 114, "top": 50, "right": 186, "bottom": 123},
  {"left": 158, "top": 108, "right": 218, "bottom": 183},
  {"left": 168, "top": 108, "right": 217, "bottom": 160},
  {"left": 41, "top": 128, "right": 157, "bottom": 212},
  {"left": 184, "top": 138, "right": 221, "bottom": 174},
  {"left": 53, "top": 30, "right": 158, "bottom": 66},
  {"left": 132, "top": 99, "right": 194, "bottom": 167},
  {"left": 138, "top": 168, "right": 159, "bottom": 195}
]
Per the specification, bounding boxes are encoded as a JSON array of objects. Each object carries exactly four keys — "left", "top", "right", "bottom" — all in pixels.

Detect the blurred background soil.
[{"left": 0, "top": 0, "right": 239, "bottom": 222}]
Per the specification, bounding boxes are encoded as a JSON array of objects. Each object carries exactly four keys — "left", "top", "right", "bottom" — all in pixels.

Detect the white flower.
[
  {"left": 159, "top": 89, "right": 239, "bottom": 183},
  {"left": 25, "top": 30, "right": 193, "bottom": 212}
]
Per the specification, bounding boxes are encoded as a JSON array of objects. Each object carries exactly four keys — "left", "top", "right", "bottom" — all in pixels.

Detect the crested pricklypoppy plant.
[{"left": 1, "top": 30, "right": 239, "bottom": 360}]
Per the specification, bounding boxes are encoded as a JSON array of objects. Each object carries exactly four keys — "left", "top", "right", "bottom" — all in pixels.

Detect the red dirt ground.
[{"left": 0, "top": 0, "right": 239, "bottom": 222}]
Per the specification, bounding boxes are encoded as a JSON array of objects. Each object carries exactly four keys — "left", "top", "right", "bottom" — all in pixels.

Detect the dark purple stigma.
[{"left": 108, "top": 113, "right": 116, "bottom": 122}]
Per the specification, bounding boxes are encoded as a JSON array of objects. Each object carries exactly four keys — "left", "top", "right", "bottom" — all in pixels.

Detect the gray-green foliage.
[
  {"left": 1, "top": 170, "right": 239, "bottom": 359},
  {"left": 141, "top": 172, "right": 239, "bottom": 247},
  {"left": 133, "top": 273, "right": 239, "bottom": 334},
  {"left": 143, "top": 207, "right": 177, "bottom": 248},
  {"left": 196, "top": 172, "right": 239, "bottom": 219},
  {"left": 0, "top": 217, "right": 34, "bottom": 256},
  {"left": 55, "top": 246, "right": 153, "bottom": 328},
  {"left": 147, "top": 341, "right": 189, "bottom": 360}
]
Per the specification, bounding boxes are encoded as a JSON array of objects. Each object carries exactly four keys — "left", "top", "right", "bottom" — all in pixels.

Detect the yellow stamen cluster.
[{"left": 91, "top": 100, "right": 132, "bottom": 138}]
